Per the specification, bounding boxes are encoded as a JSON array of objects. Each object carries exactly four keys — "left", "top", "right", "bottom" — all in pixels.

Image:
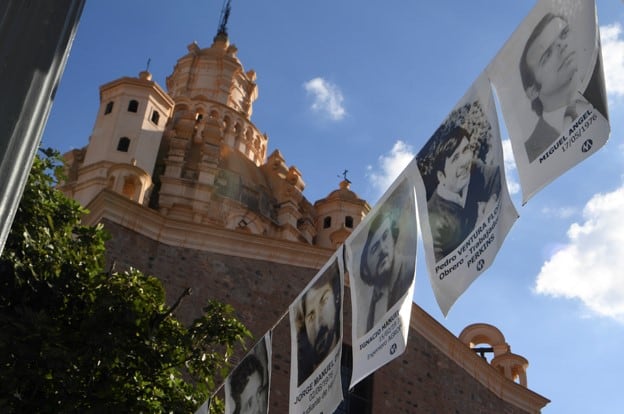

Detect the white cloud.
[
  {"left": 534, "top": 185, "right": 624, "bottom": 322},
  {"left": 366, "top": 140, "right": 415, "bottom": 196},
  {"left": 501, "top": 139, "right": 520, "bottom": 194},
  {"left": 600, "top": 23, "right": 624, "bottom": 98},
  {"left": 540, "top": 206, "right": 578, "bottom": 219},
  {"left": 303, "top": 77, "right": 346, "bottom": 120}
]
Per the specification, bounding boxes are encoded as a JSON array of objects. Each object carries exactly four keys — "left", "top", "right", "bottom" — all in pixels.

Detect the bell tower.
[
  {"left": 61, "top": 70, "right": 174, "bottom": 206},
  {"left": 314, "top": 178, "right": 371, "bottom": 249},
  {"left": 61, "top": 0, "right": 317, "bottom": 245},
  {"left": 155, "top": 25, "right": 270, "bottom": 225}
]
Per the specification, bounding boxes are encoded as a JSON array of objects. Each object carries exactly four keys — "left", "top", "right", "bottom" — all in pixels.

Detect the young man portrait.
[
  {"left": 423, "top": 126, "right": 501, "bottom": 261},
  {"left": 294, "top": 262, "right": 341, "bottom": 385},
  {"left": 519, "top": 12, "right": 608, "bottom": 162},
  {"left": 357, "top": 179, "right": 416, "bottom": 336},
  {"left": 228, "top": 351, "right": 269, "bottom": 414}
]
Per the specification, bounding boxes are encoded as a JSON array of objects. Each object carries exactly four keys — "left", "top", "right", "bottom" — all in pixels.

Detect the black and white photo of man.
[
  {"left": 226, "top": 335, "right": 270, "bottom": 414},
  {"left": 419, "top": 124, "right": 501, "bottom": 261},
  {"left": 293, "top": 261, "right": 341, "bottom": 385},
  {"left": 487, "top": 0, "right": 611, "bottom": 202},
  {"left": 355, "top": 179, "right": 416, "bottom": 337},
  {"left": 519, "top": 12, "right": 608, "bottom": 162}
]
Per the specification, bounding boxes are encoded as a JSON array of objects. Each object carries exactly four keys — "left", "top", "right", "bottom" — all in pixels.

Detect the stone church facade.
[{"left": 60, "top": 29, "right": 549, "bottom": 413}]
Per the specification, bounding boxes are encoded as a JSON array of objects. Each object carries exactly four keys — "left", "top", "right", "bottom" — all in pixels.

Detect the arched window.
[
  {"left": 117, "top": 137, "right": 130, "bottom": 152},
  {"left": 122, "top": 176, "right": 137, "bottom": 199},
  {"left": 345, "top": 216, "right": 354, "bottom": 228},
  {"left": 104, "top": 101, "right": 114, "bottom": 114},
  {"left": 151, "top": 110, "right": 160, "bottom": 125},
  {"left": 127, "top": 99, "right": 139, "bottom": 113},
  {"left": 323, "top": 216, "right": 332, "bottom": 229}
]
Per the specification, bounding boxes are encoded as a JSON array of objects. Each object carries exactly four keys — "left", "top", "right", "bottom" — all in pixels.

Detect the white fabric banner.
[
  {"left": 289, "top": 250, "right": 344, "bottom": 414},
  {"left": 193, "top": 398, "right": 210, "bottom": 414},
  {"left": 487, "top": 0, "right": 610, "bottom": 202},
  {"left": 414, "top": 73, "right": 518, "bottom": 316},
  {"left": 346, "top": 173, "right": 417, "bottom": 388},
  {"left": 225, "top": 332, "right": 272, "bottom": 414}
]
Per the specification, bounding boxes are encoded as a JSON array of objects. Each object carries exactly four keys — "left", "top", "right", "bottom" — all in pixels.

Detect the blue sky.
[{"left": 41, "top": 1, "right": 624, "bottom": 413}]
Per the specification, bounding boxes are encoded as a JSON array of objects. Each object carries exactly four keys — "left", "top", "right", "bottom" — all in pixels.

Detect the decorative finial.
[
  {"left": 139, "top": 58, "right": 152, "bottom": 81},
  {"left": 338, "top": 169, "right": 352, "bottom": 184},
  {"left": 217, "top": 0, "right": 232, "bottom": 37}
]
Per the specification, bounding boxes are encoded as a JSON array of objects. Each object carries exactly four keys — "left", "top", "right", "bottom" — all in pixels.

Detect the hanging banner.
[
  {"left": 193, "top": 398, "right": 210, "bottom": 414},
  {"left": 487, "top": 0, "right": 610, "bottom": 202},
  {"left": 225, "top": 332, "right": 272, "bottom": 414},
  {"left": 414, "top": 74, "right": 518, "bottom": 316},
  {"left": 289, "top": 250, "right": 344, "bottom": 414},
  {"left": 346, "top": 173, "right": 417, "bottom": 388}
]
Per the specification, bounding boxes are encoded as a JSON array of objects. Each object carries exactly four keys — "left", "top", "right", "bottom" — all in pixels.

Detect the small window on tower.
[
  {"left": 117, "top": 137, "right": 130, "bottom": 152},
  {"left": 104, "top": 101, "right": 114, "bottom": 114},
  {"left": 323, "top": 216, "right": 332, "bottom": 229},
  {"left": 127, "top": 100, "right": 139, "bottom": 113},
  {"left": 151, "top": 110, "right": 160, "bottom": 125},
  {"left": 345, "top": 216, "right": 354, "bottom": 228}
]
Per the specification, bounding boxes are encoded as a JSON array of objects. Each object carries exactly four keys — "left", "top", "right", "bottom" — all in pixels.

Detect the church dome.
[
  {"left": 314, "top": 180, "right": 370, "bottom": 249},
  {"left": 165, "top": 37, "right": 258, "bottom": 119},
  {"left": 324, "top": 179, "right": 362, "bottom": 203}
]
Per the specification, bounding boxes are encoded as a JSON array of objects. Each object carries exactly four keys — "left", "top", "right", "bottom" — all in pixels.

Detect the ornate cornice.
[{"left": 84, "top": 189, "right": 333, "bottom": 269}]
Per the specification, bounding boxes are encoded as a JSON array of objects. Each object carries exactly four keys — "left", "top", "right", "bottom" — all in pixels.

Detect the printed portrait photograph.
[
  {"left": 518, "top": 9, "right": 608, "bottom": 162},
  {"left": 225, "top": 335, "right": 270, "bottom": 414},
  {"left": 350, "top": 178, "right": 417, "bottom": 337},
  {"left": 292, "top": 260, "right": 342, "bottom": 386},
  {"left": 416, "top": 101, "right": 502, "bottom": 262}
]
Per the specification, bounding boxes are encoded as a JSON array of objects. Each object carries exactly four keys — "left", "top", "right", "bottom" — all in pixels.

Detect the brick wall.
[{"left": 103, "top": 220, "right": 532, "bottom": 414}]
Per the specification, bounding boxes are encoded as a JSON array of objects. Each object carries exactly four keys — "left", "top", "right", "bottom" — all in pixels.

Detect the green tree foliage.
[{"left": 0, "top": 149, "right": 249, "bottom": 413}]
